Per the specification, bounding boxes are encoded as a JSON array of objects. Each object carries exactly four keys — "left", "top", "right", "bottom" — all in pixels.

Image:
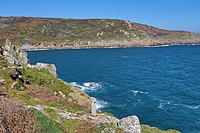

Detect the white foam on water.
[
  {"left": 96, "top": 99, "right": 108, "bottom": 109},
  {"left": 69, "top": 82, "right": 102, "bottom": 91},
  {"left": 131, "top": 90, "right": 149, "bottom": 95},
  {"left": 174, "top": 103, "right": 200, "bottom": 110},
  {"left": 157, "top": 98, "right": 200, "bottom": 110},
  {"left": 158, "top": 100, "right": 171, "bottom": 109},
  {"left": 149, "top": 44, "right": 170, "bottom": 48},
  {"left": 69, "top": 82, "right": 83, "bottom": 89},
  {"left": 83, "top": 82, "right": 102, "bottom": 90}
]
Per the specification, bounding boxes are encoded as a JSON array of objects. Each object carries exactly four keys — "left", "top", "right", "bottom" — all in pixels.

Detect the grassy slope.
[
  {"left": 0, "top": 16, "right": 200, "bottom": 48},
  {"left": 141, "top": 125, "right": 181, "bottom": 133}
]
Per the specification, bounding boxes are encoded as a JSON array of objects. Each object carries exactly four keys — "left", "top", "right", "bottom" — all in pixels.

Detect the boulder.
[
  {"left": 2, "top": 39, "right": 19, "bottom": 66},
  {"left": 17, "top": 49, "right": 29, "bottom": 65},
  {"left": 118, "top": 115, "right": 141, "bottom": 133},
  {"left": 4, "top": 39, "right": 15, "bottom": 55}
]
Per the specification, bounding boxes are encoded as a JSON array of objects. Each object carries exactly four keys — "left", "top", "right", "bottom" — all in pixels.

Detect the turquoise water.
[{"left": 27, "top": 45, "right": 200, "bottom": 133}]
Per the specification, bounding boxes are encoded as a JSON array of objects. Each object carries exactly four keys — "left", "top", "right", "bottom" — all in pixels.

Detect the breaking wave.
[
  {"left": 157, "top": 99, "right": 200, "bottom": 110},
  {"left": 69, "top": 82, "right": 102, "bottom": 91},
  {"left": 96, "top": 99, "right": 108, "bottom": 109},
  {"left": 131, "top": 90, "right": 149, "bottom": 95}
]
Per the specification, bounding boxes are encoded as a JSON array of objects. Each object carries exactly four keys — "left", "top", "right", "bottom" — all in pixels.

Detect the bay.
[{"left": 27, "top": 45, "right": 200, "bottom": 133}]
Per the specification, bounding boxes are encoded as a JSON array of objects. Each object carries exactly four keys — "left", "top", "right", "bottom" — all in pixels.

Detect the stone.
[
  {"left": 118, "top": 115, "right": 141, "bottom": 133},
  {"left": 94, "top": 114, "right": 119, "bottom": 126},
  {"left": 29, "top": 63, "right": 57, "bottom": 77},
  {"left": 18, "top": 50, "right": 29, "bottom": 65},
  {"left": 4, "top": 39, "right": 15, "bottom": 55},
  {"left": 5, "top": 56, "right": 18, "bottom": 65},
  {"left": 91, "top": 97, "right": 97, "bottom": 116},
  {"left": 2, "top": 39, "right": 19, "bottom": 66},
  {"left": 20, "top": 44, "right": 37, "bottom": 50}
]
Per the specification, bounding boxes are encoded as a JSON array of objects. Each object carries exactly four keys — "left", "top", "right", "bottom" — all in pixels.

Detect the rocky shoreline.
[
  {"left": 0, "top": 39, "right": 181, "bottom": 132},
  {"left": 21, "top": 42, "right": 200, "bottom": 51}
]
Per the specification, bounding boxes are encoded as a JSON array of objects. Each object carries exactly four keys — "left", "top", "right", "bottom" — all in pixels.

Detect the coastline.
[{"left": 24, "top": 43, "right": 200, "bottom": 51}]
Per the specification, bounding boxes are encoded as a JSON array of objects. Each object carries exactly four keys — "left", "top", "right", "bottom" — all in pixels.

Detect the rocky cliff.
[
  {"left": 0, "top": 40, "right": 180, "bottom": 133},
  {"left": 0, "top": 16, "right": 200, "bottom": 49}
]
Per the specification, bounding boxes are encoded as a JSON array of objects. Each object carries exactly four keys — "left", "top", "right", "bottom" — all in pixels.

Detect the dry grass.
[{"left": 0, "top": 98, "right": 35, "bottom": 133}]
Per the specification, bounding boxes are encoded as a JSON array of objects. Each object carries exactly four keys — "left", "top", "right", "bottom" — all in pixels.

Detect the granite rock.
[{"left": 118, "top": 115, "right": 141, "bottom": 133}]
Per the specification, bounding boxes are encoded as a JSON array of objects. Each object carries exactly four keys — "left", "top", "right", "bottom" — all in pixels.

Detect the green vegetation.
[
  {"left": 61, "top": 119, "right": 100, "bottom": 133},
  {"left": 61, "top": 119, "right": 83, "bottom": 133},
  {"left": 33, "top": 109, "right": 64, "bottom": 133},
  {"left": 141, "top": 125, "right": 181, "bottom": 133},
  {"left": 44, "top": 107, "right": 58, "bottom": 119},
  {"left": 23, "top": 67, "right": 72, "bottom": 96},
  {"left": 99, "top": 123, "right": 124, "bottom": 133},
  {"left": 0, "top": 16, "right": 200, "bottom": 48}
]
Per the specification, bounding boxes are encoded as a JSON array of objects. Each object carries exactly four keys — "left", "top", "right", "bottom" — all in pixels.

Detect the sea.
[{"left": 27, "top": 45, "right": 200, "bottom": 133}]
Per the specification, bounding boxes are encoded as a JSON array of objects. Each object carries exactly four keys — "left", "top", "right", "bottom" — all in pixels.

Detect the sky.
[{"left": 1, "top": 0, "right": 200, "bottom": 33}]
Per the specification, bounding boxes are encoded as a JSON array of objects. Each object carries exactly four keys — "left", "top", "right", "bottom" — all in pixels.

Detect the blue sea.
[{"left": 27, "top": 45, "right": 200, "bottom": 133}]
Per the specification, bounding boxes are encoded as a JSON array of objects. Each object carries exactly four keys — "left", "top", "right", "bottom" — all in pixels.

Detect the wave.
[
  {"left": 131, "top": 90, "right": 149, "bottom": 95},
  {"left": 158, "top": 100, "right": 171, "bottom": 109},
  {"left": 174, "top": 103, "right": 200, "bottom": 110},
  {"left": 149, "top": 44, "right": 170, "bottom": 48},
  {"left": 69, "top": 82, "right": 102, "bottom": 91},
  {"left": 157, "top": 99, "right": 200, "bottom": 110},
  {"left": 96, "top": 99, "right": 108, "bottom": 109},
  {"left": 69, "top": 82, "right": 84, "bottom": 89},
  {"left": 83, "top": 82, "right": 102, "bottom": 89}
]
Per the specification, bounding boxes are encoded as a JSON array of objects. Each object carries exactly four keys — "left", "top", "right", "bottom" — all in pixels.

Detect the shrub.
[{"left": 0, "top": 98, "right": 35, "bottom": 133}]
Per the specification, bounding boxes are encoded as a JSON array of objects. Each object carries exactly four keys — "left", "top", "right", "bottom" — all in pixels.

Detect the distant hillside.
[{"left": 0, "top": 16, "right": 200, "bottom": 49}]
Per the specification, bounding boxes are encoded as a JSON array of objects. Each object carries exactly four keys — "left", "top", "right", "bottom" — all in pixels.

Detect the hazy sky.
[{"left": 1, "top": 0, "right": 200, "bottom": 32}]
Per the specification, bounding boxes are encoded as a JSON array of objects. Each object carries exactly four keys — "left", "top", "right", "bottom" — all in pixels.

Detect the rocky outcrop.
[
  {"left": 1, "top": 39, "right": 57, "bottom": 77},
  {"left": 20, "top": 44, "right": 37, "bottom": 50},
  {"left": 1, "top": 39, "right": 29, "bottom": 66},
  {"left": 118, "top": 115, "right": 141, "bottom": 133},
  {"left": 28, "top": 63, "right": 57, "bottom": 77},
  {"left": 17, "top": 49, "right": 29, "bottom": 65}
]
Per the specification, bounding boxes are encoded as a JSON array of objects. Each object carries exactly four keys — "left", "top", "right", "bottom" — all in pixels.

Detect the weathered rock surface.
[
  {"left": 118, "top": 115, "right": 141, "bottom": 133},
  {"left": 17, "top": 49, "right": 29, "bottom": 65},
  {"left": 20, "top": 44, "right": 37, "bottom": 50},
  {"left": 28, "top": 62, "right": 57, "bottom": 77},
  {"left": 94, "top": 114, "right": 119, "bottom": 126},
  {"left": 1, "top": 40, "right": 57, "bottom": 78},
  {"left": 1, "top": 39, "right": 29, "bottom": 66}
]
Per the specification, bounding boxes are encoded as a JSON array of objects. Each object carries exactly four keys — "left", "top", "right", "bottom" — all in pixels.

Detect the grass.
[
  {"left": 61, "top": 119, "right": 99, "bottom": 133},
  {"left": 23, "top": 67, "right": 72, "bottom": 96},
  {"left": 33, "top": 109, "right": 64, "bottom": 133},
  {"left": 141, "top": 125, "right": 181, "bottom": 133},
  {"left": 44, "top": 107, "right": 58, "bottom": 119},
  {"left": 61, "top": 119, "right": 82, "bottom": 133}
]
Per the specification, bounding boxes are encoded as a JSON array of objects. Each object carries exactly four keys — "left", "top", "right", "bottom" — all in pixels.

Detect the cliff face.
[{"left": 0, "top": 16, "right": 200, "bottom": 49}]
